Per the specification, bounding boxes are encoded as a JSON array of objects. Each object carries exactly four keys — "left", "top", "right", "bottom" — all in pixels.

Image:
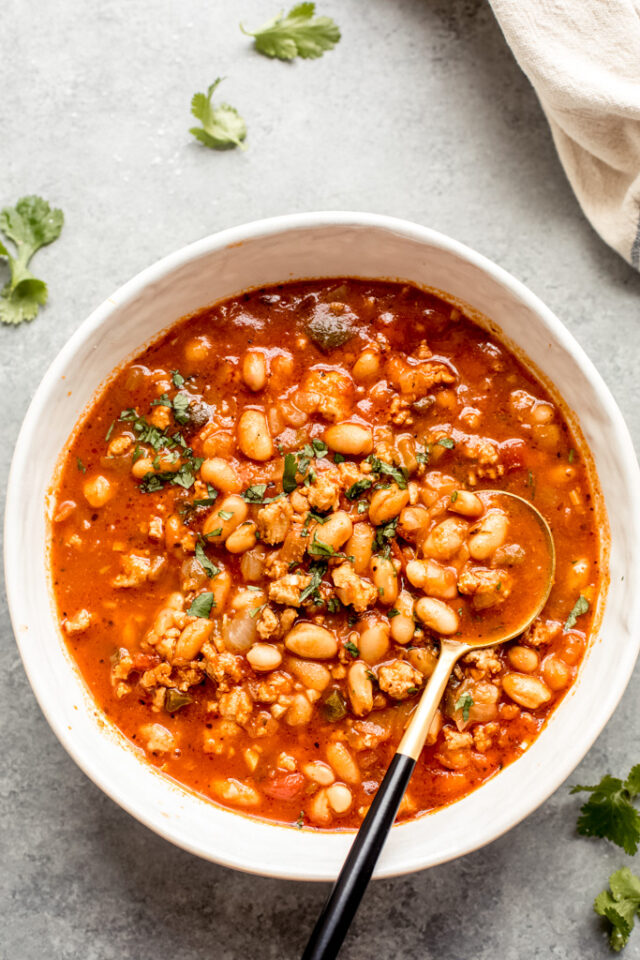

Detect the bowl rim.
[{"left": 5, "top": 210, "right": 640, "bottom": 880}]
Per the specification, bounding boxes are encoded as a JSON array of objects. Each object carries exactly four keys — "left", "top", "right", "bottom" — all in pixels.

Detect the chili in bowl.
[{"left": 6, "top": 213, "right": 639, "bottom": 879}]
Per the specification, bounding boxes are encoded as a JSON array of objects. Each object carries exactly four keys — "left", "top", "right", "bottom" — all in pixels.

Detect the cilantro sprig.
[
  {"left": 241, "top": 3, "right": 341, "bottom": 61},
  {"left": 595, "top": 868, "right": 640, "bottom": 952},
  {"left": 190, "top": 78, "right": 247, "bottom": 151},
  {"left": 0, "top": 196, "right": 64, "bottom": 325},
  {"left": 571, "top": 765, "right": 640, "bottom": 855}
]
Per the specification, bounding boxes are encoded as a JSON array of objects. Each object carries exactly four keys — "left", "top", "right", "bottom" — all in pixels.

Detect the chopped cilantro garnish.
[
  {"left": 139, "top": 458, "right": 202, "bottom": 493},
  {"left": 299, "top": 562, "right": 327, "bottom": 604},
  {"left": 243, "top": 483, "right": 268, "bottom": 503},
  {"left": 249, "top": 603, "right": 267, "bottom": 619},
  {"left": 333, "top": 452, "right": 346, "bottom": 464},
  {"left": 105, "top": 420, "right": 115, "bottom": 442},
  {"left": 312, "top": 438, "right": 328, "bottom": 458},
  {"left": 218, "top": 509, "right": 234, "bottom": 521},
  {"left": 195, "top": 540, "right": 220, "bottom": 579},
  {"left": 565, "top": 595, "right": 590, "bottom": 630},
  {"left": 172, "top": 392, "right": 192, "bottom": 425},
  {"left": 527, "top": 470, "right": 536, "bottom": 499},
  {"left": 76, "top": 457, "right": 86, "bottom": 473},
  {"left": 436, "top": 437, "right": 455, "bottom": 450},
  {"left": 455, "top": 692, "right": 474, "bottom": 722},
  {"left": 568, "top": 448, "right": 576, "bottom": 463},
  {"left": 187, "top": 592, "right": 215, "bottom": 618},
  {"left": 193, "top": 485, "right": 218, "bottom": 507},
  {"left": 373, "top": 516, "right": 399, "bottom": 557},
  {"left": 367, "top": 455, "right": 408, "bottom": 489},
  {"left": 450, "top": 490, "right": 458, "bottom": 503},
  {"left": 388, "top": 608, "right": 400, "bottom": 618},
  {"left": 282, "top": 452, "right": 298, "bottom": 493},
  {"left": 327, "top": 598, "right": 341, "bottom": 613},
  {"left": 171, "top": 370, "right": 185, "bottom": 389},
  {"left": 308, "top": 535, "right": 343, "bottom": 558},
  {"left": 344, "top": 639, "right": 359, "bottom": 658},
  {"left": 345, "top": 477, "right": 373, "bottom": 500},
  {"left": 357, "top": 501, "right": 368, "bottom": 514},
  {"left": 571, "top": 764, "right": 640, "bottom": 855}
]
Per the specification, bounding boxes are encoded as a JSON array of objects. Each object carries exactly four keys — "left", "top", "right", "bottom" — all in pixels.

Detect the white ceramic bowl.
[{"left": 5, "top": 212, "right": 640, "bottom": 880}]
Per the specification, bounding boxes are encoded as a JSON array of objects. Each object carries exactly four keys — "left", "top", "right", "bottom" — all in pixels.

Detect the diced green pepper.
[
  {"left": 165, "top": 688, "right": 193, "bottom": 713},
  {"left": 322, "top": 689, "right": 347, "bottom": 722}
]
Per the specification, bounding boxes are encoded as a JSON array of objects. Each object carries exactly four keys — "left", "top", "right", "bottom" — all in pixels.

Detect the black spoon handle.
[
  {"left": 301, "top": 640, "right": 464, "bottom": 960},
  {"left": 301, "top": 750, "right": 415, "bottom": 960}
]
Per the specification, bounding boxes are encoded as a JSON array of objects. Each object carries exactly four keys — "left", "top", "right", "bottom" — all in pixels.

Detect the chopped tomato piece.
[{"left": 262, "top": 772, "right": 305, "bottom": 800}]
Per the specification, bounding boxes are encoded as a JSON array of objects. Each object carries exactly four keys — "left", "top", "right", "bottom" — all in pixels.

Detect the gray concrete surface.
[{"left": 2, "top": 1, "right": 639, "bottom": 958}]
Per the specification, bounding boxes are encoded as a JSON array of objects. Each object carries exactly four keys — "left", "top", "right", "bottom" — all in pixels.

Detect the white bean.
[
  {"left": 468, "top": 510, "right": 508, "bottom": 560},
  {"left": 415, "top": 596, "right": 459, "bottom": 635},
  {"left": 284, "top": 623, "right": 338, "bottom": 659},
  {"left": 324, "top": 422, "right": 373, "bottom": 456},
  {"left": 247, "top": 643, "right": 282, "bottom": 671},
  {"left": 237, "top": 409, "right": 274, "bottom": 461}
]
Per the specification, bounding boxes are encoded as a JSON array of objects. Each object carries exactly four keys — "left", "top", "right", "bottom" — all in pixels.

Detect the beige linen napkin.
[{"left": 490, "top": 0, "right": 640, "bottom": 269}]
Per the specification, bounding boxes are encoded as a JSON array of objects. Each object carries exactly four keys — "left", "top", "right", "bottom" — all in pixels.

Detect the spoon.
[{"left": 301, "top": 491, "right": 556, "bottom": 960}]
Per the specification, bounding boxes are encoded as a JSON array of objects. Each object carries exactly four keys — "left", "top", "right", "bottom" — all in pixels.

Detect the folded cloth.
[{"left": 489, "top": 0, "right": 640, "bottom": 269}]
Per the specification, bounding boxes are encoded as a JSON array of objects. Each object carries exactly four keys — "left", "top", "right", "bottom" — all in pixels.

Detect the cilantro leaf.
[
  {"left": 455, "top": 692, "right": 474, "bottom": 722},
  {"left": 298, "top": 561, "right": 327, "bottom": 604},
  {"left": 594, "top": 868, "right": 640, "bottom": 952},
  {"left": 436, "top": 437, "right": 455, "bottom": 450},
  {"left": 312, "top": 438, "right": 328, "bottom": 458},
  {"left": 172, "top": 392, "right": 192, "bottom": 425},
  {"left": 195, "top": 540, "right": 220, "bottom": 580},
  {"left": 243, "top": 483, "right": 268, "bottom": 503},
  {"left": 241, "top": 483, "right": 284, "bottom": 505},
  {"left": 190, "top": 78, "right": 247, "bottom": 151},
  {"left": 0, "top": 195, "right": 63, "bottom": 325},
  {"left": 344, "top": 639, "right": 359, "bottom": 658},
  {"left": 373, "top": 516, "right": 399, "bottom": 556},
  {"left": 282, "top": 452, "right": 298, "bottom": 493},
  {"left": 571, "top": 764, "right": 640, "bottom": 855},
  {"left": 171, "top": 370, "right": 185, "bottom": 388},
  {"left": 187, "top": 592, "right": 215, "bottom": 618},
  {"left": 308, "top": 535, "right": 344, "bottom": 558},
  {"left": 241, "top": 3, "right": 341, "bottom": 61},
  {"left": 367, "top": 455, "right": 408, "bottom": 489},
  {"left": 345, "top": 477, "right": 373, "bottom": 501},
  {"left": 565, "top": 595, "right": 590, "bottom": 630}
]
